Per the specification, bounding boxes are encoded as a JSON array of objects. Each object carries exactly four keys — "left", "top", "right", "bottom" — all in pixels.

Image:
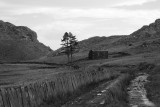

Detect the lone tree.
[{"left": 61, "top": 32, "right": 78, "bottom": 62}]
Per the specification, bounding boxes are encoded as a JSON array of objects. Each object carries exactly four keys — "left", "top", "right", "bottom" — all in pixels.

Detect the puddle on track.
[{"left": 128, "top": 73, "right": 155, "bottom": 107}]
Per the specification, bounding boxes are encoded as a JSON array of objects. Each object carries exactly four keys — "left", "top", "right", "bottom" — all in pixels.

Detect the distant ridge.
[
  {"left": 0, "top": 20, "right": 52, "bottom": 62},
  {"left": 130, "top": 19, "right": 160, "bottom": 39},
  {"left": 77, "top": 19, "right": 160, "bottom": 51}
]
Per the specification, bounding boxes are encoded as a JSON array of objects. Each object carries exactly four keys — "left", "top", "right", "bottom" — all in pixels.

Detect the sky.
[{"left": 0, "top": 0, "right": 160, "bottom": 50}]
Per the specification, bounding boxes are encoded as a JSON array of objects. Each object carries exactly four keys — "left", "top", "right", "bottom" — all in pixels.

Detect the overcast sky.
[{"left": 0, "top": 0, "right": 160, "bottom": 50}]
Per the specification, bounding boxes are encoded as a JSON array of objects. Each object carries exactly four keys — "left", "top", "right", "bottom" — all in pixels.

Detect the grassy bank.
[
  {"left": 102, "top": 74, "right": 132, "bottom": 107},
  {"left": 41, "top": 65, "right": 119, "bottom": 107},
  {"left": 43, "top": 74, "right": 117, "bottom": 107},
  {"left": 62, "top": 73, "right": 132, "bottom": 107},
  {"left": 145, "top": 65, "right": 160, "bottom": 106}
]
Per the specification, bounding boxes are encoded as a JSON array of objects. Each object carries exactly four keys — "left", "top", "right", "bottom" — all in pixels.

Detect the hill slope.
[
  {"left": 0, "top": 20, "right": 52, "bottom": 62},
  {"left": 78, "top": 36, "right": 125, "bottom": 51},
  {"left": 78, "top": 19, "right": 160, "bottom": 52}
]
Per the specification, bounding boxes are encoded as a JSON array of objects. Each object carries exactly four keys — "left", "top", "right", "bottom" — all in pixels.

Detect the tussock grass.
[
  {"left": 145, "top": 65, "right": 160, "bottom": 106},
  {"left": 103, "top": 74, "right": 131, "bottom": 107}
]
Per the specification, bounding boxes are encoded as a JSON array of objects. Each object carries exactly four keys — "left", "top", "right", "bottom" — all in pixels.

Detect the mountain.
[
  {"left": 44, "top": 18, "right": 160, "bottom": 62},
  {"left": 0, "top": 20, "right": 52, "bottom": 62},
  {"left": 77, "top": 19, "right": 160, "bottom": 52},
  {"left": 130, "top": 19, "right": 160, "bottom": 39}
]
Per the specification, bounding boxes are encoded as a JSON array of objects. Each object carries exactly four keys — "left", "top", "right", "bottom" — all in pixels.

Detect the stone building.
[{"left": 88, "top": 50, "right": 108, "bottom": 60}]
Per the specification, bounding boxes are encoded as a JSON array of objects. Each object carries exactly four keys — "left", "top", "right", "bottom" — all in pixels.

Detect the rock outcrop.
[
  {"left": 130, "top": 19, "right": 160, "bottom": 39},
  {"left": 0, "top": 21, "right": 38, "bottom": 42},
  {"left": 106, "top": 19, "right": 160, "bottom": 47},
  {"left": 0, "top": 20, "right": 52, "bottom": 62}
]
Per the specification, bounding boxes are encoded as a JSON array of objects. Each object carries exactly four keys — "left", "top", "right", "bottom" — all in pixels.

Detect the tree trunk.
[
  {"left": 70, "top": 47, "right": 73, "bottom": 63},
  {"left": 67, "top": 53, "right": 70, "bottom": 63},
  {"left": 71, "top": 52, "right": 72, "bottom": 63}
]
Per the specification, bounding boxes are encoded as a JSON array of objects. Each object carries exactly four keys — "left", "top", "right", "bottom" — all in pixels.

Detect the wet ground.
[{"left": 128, "top": 73, "right": 155, "bottom": 107}]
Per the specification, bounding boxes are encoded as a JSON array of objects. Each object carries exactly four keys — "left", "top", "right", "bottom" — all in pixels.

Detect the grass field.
[
  {"left": 0, "top": 63, "right": 70, "bottom": 87},
  {"left": 1, "top": 44, "right": 160, "bottom": 106},
  {"left": 0, "top": 50, "right": 160, "bottom": 86}
]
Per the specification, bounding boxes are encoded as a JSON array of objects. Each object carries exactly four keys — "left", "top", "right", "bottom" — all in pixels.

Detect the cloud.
[
  {"left": 1, "top": 0, "right": 160, "bottom": 50},
  {"left": 114, "top": 0, "right": 157, "bottom": 6},
  {"left": 32, "top": 19, "right": 92, "bottom": 49},
  {"left": 34, "top": 21, "right": 91, "bottom": 32},
  {"left": 4, "top": 6, "right": 160, "bottom": 50},
  {"left": 0, "top": 1, "right": 9, "bottom": 7},
  {"left": 33, "top": 20, "right": 92, "bottom": 42},
  {"left": 29, "top": 7, "right": 160, "bottom": 35},
  {"left": 9, "top": 7, "right": 160, "bottom": 20}
]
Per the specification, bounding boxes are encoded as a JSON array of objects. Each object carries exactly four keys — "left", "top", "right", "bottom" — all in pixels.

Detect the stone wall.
[{"left": 0, "top": 67, "right": 114, "bottom": 107}]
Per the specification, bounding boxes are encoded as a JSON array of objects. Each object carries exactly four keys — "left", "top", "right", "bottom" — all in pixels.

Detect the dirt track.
[{"left": 128, "top": 73, "right": 155, "bottom": 107}]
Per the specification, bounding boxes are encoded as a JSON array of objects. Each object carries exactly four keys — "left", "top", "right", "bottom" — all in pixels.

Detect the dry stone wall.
[{"left": 0, "top": 68, "right": 115, "bottom": 107}]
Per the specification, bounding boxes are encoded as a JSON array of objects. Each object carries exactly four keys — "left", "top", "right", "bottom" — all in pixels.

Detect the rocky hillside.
[
  {"left": 0, "top": 20, "right": 52, "bottom": 62},
  {"left": 78, "top": 36, "right": 125, "bottom": 51},
  {"left": 45, "top": 18, "right": 160, "bottom": 59},
  {"left": 115, "top": 19, "right": 160, "bottom": 44},
  {"left": 78, "top": 19, "right": 160, "bottom": 52},
  {"left": 130, "top": 19, "right": 160, "bottom": 39}
]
